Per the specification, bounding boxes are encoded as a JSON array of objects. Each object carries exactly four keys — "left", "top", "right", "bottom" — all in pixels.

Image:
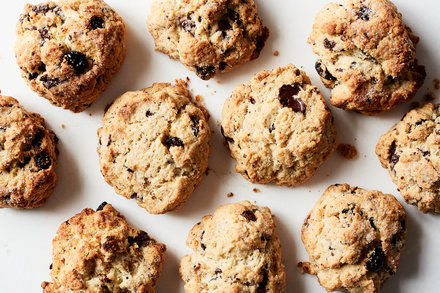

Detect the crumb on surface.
[
  {"left": 227, "top": 192, "right": 234, "bottom": 198},
  {"left": 217, "top": 80, "right": 221, "bottom": 84},
  {"left": 252, "top": 188, "right": 261, "bottom": 193},
  {"left": 424, "top": 92, "right": 436, "bottom": 102},
  {"left": 337, "top": 144, "right": 358, "bottom": 159},
  {"left": 434, "top": 78, "right": 439, "bottom": 90},
  {"left": 88, "top": 113, "right": 92, "bottom": 116},
  {"left": 186, "top": 76, "right": 190, "bottom": 82},
  {"left": 61, "top": 124, "right": 65, "bottom": 129},
  {"left": 273, "top": 50, "right": 279, "bottom": 56}
]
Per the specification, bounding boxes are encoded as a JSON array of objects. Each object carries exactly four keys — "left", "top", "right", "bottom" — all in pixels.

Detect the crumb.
[
  {"left": 337, "top": 144, "right": 358, "bottom": 159},
  {"left": 434, "top": 78, "right": 439, "bottom": 90},
  {"left": 191, "top": 88, "right": 194, "bottom": 92},
  {"left": 308, "top": 190, "right": 311, "bottom": 193},
  {"left": 410, "top": 101, "right": 420, "bottom": 109},
  {"left": 217, "top": 80, "right": 221, "bottom": 84},
  {"left": 364, "top": 154, "right": 367, "bottom": 158},
  {"left": 61, "top": 124, "right": 65, "bottom": 129},
  {"left": 206, "top": 84, "right": 209, "bottom": 88},
  {"left": 273, "top": 50, "right": 279, "bottom": 56},
  {"left": 227, "top": 192, "right": 234, "bottom": 198},
  {"left": 252, "top": 188, "right": 260, "bottom": 193},
  {"left": 424, "top": 92, "right": 436, "bottom": 102},
  {"left": 186, "top": 76, "right": 190, "bottom": 82},
  {"left": 205, "top": 167, "right": 210, "bottom": 176},
  {"left": 88, "top": 113, "right": 92, "bottom": 116}
]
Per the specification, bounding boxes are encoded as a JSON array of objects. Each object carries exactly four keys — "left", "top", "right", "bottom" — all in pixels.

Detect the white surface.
[{"left": 0, "top": 0, "right": 439, "bottom": 292}]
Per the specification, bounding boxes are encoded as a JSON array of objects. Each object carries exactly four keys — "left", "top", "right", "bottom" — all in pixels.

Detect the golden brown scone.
[
  {"left": 97, "top": 81, "right": 210, "bottom": 214},
  {"left": 0, "top": 95, "right": 57, "bottom": 209},
  {"left": 309, "top": 0, "right": 425, "bottom": 115},
  {"left": 376, "top": 103, "right": 440, "bottom": 213},
  {"left": 42, "top": 202, "right": 166, "bottom": 293},
  {"left": 299, "top": 184, "right": 407, "bottom": 292},
  {"left": 180, "top": 201, "right": 286, "bottom": 292},
  {"left": 221, "top": 64, "right": 337, "bottom": 186},
  {"left": 147, "top": 0, "right": 269, "bottom": 80},
  {"left": 15, "top": 0, "right": 126, "bottom": 112}
]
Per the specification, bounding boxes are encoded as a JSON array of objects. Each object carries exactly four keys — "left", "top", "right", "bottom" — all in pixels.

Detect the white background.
[{"left": 0, "top": 0, "right": 439, "bottom": 292}]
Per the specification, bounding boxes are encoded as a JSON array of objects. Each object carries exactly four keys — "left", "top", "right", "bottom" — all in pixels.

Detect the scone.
[
  {"left": 221, "top": 64, "right": 337, "bottom": 186},
  {"left": 15, "top": 0, "right": 126, "bottom": 112},
  {"left": 97, "top": 81, "right": 210, "bottom": 214},
  {"left": 376, "top": 103, "right": 440, "bottom": 213},
  {"left": 180, "top": 201, "right": 286, "bottom": 292},
  {"left": 147, "top": 0, "right": 269, "bottom": 80},
  {"left": 308, "top": 0, "right": 425, "bottom": 115},
  {"left": 299, "top": 184, "right": 407, "bottom": 293},
  {"left": 41, "top": 202, "right": 166, "bottom": 293},
  {"left": 0, "top": 95, "right": 58, "bottom": 209}
]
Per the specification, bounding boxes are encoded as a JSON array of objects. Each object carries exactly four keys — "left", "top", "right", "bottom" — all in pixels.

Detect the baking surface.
[{"left": 0, "top": 0, "right": 439, "bottom": 292}]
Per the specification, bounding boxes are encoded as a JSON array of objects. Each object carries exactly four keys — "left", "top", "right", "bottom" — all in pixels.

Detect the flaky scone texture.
[
  {"left": 376, "top": 103, "right": 440, "bottom": 213},
  {"left": 97, "top": 81, "right": 210, "bottom": 214},
  {"left": 180, "top": 201, "right": 286, "bottom": 293},
  {"left": 299, "top": 184, "right": 407, "bottom": 293},
  {"left": 221, "top": 64, "right": 337, "bottom": 186},
  {"left": 147, "top": 0, "right": 269, "bottom": 80},
  {"left": 42, "top": 203, "right": 166, "bottom": 293},
  {"left": 15, "top": 0, "right": 126, "bottom": 112},
  {"left": 0, "top": 95, "right": 58, "bottom": 209},
  {"left": 309, "top": 0, "right": 425, "bottom": 114}
]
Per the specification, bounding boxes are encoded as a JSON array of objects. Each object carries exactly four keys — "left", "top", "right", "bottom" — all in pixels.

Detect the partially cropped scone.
[
  {"left": 221, "top": 64, "right": 337, "bottom": 186},
  {"left": 42, "top": 202, "right": 166, "bottom": 293},
  {"left": 308, "top": 0, "right": 425, "bottom": 115},
  {"left": 0, "top": 95, "right": 57, "bottom": 209},
  {"left": 376, "top": 103, "right": 440, "bottom": 213},
  {"left": 147, "top": 0, "right": 269, "bottom": 80},
  {"left": 180, "top": 201, "right": 286, "bottom": 292},
  {"left": 97, "top": 81, "right": 210, "bottom": 214},
  {"left": 299, "top": 184, "right": 407, "bottom": 293},
  {"left": 15, "top": 0, "right": 126, "bottom": 112}
]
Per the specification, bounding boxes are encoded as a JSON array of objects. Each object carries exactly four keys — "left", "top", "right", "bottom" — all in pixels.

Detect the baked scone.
[
  {"left": 147, "top": 0, "right": 269, "bottom": 80},
  {"left": 97, "top": 81, "right": 210, "bottom": 214},
  {"left": 221, "top": 64, "right": 337, "bottom": 186},
  {"left": 376, "top": 103, "right": 440, "bottom": 213},
  {"left": 0, "top": 95, "right": 57, "bottom": 209},
  {"left": 41, "top": 202, "right": 166, "bottom": 293},
  {"left": 15, "top": 0, "right": 126, "bottom": 112},
  {"left": 180, "top": 201, "right": 286, "bottom": 292},
  {"left": 308, "top": 0, "right": 425, "bottom": 115},
  {"left": 299, "top": 184, "right": 407, "bottom": 292}
]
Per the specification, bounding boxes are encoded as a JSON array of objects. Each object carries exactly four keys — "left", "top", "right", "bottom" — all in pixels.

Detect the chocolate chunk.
[
  {"left": 96, "top": 201, "right": 108, "bottom": 211},
  {"left": 181, "top": 17, "right": 195, "bottom": 34},
  {"left": 241, "top": 210, "right": 257, "bottom": 221},
  {"left": 324, "top": 38, "right": 336, "bottom": 50},
  {"left": 40, "top": 75, "right": 60, "bottom": 89},
  {"left": 269, "top": 123, "right": 275, "bottom": 133},
  {"left": 38, "top": 63, "right": 46, "bottom": 72},
  {"left": 164, "top": 136, "right": 184, "bottom": 148},
  {"left": 39, "top": 28, "right": 49, "bottom": 40},
  {"left": 219, "top": 61, "right": 227, "bottom": 71},
  {"left": 227, "top": 9, "right": 239, "bottom": 22},
  {"left": 128, "top": 231, "right": 152, "bottom": 247},
  {"left": 191, "top": 116, "right": 200, "bottom": 137},
  {"left": 256, "top": 268, "right": 269, "bottom": 293},
  {"left": 103, "top": 236, "right": 119, "bottom": 251},
  {"left": 220, "top": 126, "right": 234, "bottom": 145},
  {"left": 415, "top": 119, "right": 427, "bottom": 126},
  {"left": 366, "top": 248, "right": 385, "bottom": 272},
  {"left": 359, "top": 6, "right": 372, "bottom": 21},
  {"left": 250, "top": 97, "right": 256, "bottom": 104},
  {"left": 35, "top": 152, "right": 51, "bottom": 170},
  {"left": 218, "top": 19, "right": 231, "bottom": 32},
  {"left": 201, "top": 243, "right": 206, "bottom": 250},
  {"left": 31, "top": 129, "right": 44, "bottom": 148},
  {"left": 18, "top": 156, "right": 31, "bottom": 168},
  {"left": 89, "top": 16, "right": 104, "bottom": 29},
  {"left": 278, "top": 84, "right": 306, "bottom": 113},
  {"left": 29, "top": 72, "right": 39, "bottom": 80},
  {"left": 64, "top": 51, "right": 89, "bottom": 74},
  {"left": 49, "top": 263, "right": 52, "bottom": 270},
  {"left": 32, "top": 4, "right": 53, "bottom": 14},
  {"left": 215, "top": 268, "right": 222, "bottom": 274},
  {"left": 369, "top": 217, "right": 377, "bottom": 230},
  {"left": 146, "top": 110, "right": 154, "bottom": 117},
  {"left": 389, "top": 141, "right": 400, "bottom": 166},
  {"left": 195, "top": 65, "right": 216, "bottom": 80}
]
